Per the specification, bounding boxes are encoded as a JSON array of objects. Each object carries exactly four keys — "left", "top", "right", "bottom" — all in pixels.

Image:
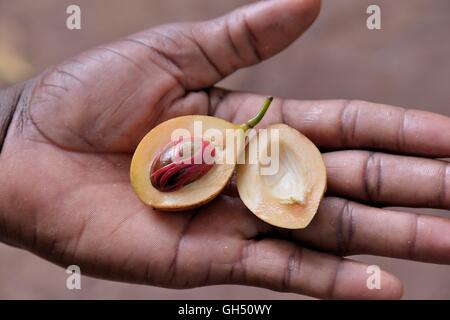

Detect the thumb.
[
  {"left": 136, "top": 0, "right": 322, "bottom": 89},
  {"left": 29, "top": 0, "right": 320, "bottom": 153}
]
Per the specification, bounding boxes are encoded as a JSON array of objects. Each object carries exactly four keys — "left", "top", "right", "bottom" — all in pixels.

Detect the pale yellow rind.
[{"left": 236, "top": 124, "right": 327, "bottom": 229}]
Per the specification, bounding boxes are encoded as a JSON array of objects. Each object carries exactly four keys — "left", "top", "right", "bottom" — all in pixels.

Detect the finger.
[
  {"left": 283, "top": 99, "right": 450, "bottom": 157},
  {"left": 226, "top": 238, "right": 402, "bottom": 299},
  {"left": 132, "top": 196, "right": 400, "bottom": 299},
  {"left": 126, "top": 0, "right": 321, "bottom": 90},
  {"left": 30, "top": 0, "right": 320, "bottom": 152},
  {"left": 209, "top": 90, "right": 450, "bottom": 157},
  {"left": 294, "top": 197, "right": 450, "bottom": 264},
  {"left": 324, "top": 150, "right": 450, "bottom": 209}
]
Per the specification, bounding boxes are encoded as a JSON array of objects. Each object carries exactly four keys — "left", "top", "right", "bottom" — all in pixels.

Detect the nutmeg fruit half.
[
  {"left": 236, "top": 123, "right": 327, "bottom": 229},
  {"left": 130, "top": 97, "right": 273, "bottom": 211}
]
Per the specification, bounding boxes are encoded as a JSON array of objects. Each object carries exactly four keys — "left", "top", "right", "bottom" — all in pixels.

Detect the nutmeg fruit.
[{"left": 130, "top": 97, "right": 327, "bottom": 229}]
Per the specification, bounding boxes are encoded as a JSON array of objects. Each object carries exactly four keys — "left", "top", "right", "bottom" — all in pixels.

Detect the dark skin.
[{"left": 1, "top": 0, "right": 450, "bottom": 299}]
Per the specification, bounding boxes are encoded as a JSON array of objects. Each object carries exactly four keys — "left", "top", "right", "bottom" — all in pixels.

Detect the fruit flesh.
[
  {"left": 236, "top": 123, "right": 327, "bottom": 229},
  {"left": 130, "top": 115, "right": 244, "bottom": 211},
  {"left": 262, "top": 143, "right": 309, "bottom": 205}
]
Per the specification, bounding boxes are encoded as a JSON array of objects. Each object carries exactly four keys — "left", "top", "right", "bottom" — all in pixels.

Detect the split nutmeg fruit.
[{"left": 130, "top": 97, "right": 327, "bottom": 229}]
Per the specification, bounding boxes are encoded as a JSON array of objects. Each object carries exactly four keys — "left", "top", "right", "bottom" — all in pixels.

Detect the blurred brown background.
[{"left": 1, "top": 0, "right": 449, "bottom": 299}]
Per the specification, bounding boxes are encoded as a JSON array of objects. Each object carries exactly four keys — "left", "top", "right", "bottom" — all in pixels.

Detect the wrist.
[{"left": 0, "top": 83, "right": 26, "bottom": 153}]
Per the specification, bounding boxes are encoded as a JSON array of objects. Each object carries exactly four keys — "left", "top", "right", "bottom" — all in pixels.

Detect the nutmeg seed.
[{"left": 150, "top": 137, "right": 216, "bottom": 192}]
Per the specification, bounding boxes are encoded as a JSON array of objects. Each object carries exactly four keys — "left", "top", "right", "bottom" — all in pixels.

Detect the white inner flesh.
[{"left": 261, "top": 143, "right": 309, "bottom": 205}]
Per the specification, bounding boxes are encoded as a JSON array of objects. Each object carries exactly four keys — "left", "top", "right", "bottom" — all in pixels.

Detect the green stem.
[{"left": 239, "top": 96, "right": 273, "bottom": 132}]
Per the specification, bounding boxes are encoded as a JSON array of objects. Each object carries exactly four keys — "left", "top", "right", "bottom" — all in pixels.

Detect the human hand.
[{"left": 2, "top": 0, "right": 450, "bottom": 299}]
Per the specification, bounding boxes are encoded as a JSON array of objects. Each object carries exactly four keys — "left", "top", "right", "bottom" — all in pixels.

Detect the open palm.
[{"left": 2, "top": 0, "right": 450, "bottom": 299}]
